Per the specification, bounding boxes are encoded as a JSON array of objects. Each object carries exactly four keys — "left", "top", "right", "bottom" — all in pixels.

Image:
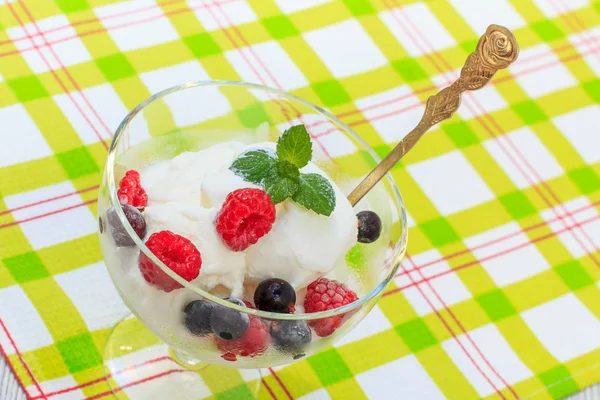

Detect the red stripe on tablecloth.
[
  {"left": 29, "top": 356, "right": 173, "bottom": 399},
  {"left": 393, "top": 199, "right": 600, "bottom": 280},
  {"left": 86, "top": 369, "right": 190, "bottom": 400},
  {"left": 0, "top": 0, "right": 241, "bottom": 47},
  {"left": 386, "top": 211, "right": 600, "bottom": 297},
  {"left": 17, "top": 1, "right": 114, "bottom": 141},
  {"left": 0, "top": 185, "right": 99, "bottom": 218},
  {"left": 268, "top": 368, "right": 293, "bottom": 400},
  {"left": 0, "top": 319, "right": 46, "bottom": 399},
  {"left": 0, "top": 199, "right": 96, "bottom": 230},
  {"left": 308, "top": 45, "right": 600, "bottom": 139},
  {"left": 5, "top": 3, "right": 109, "bottom": 150},
  {"left": 262, "top": 375, "right": 279, "bottom": 400},
  {"left": 402, "top": 254, "right": 507, "bottom": 398},
  {"left": 550, "top": 0, "right": 600, "bottom": 62}
]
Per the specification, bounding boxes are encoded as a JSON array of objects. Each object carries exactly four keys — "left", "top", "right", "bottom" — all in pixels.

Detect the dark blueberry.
[
  {"left": 254, "top": 278, "right": 296, "bottom": 313},
  {"left": 270, "top": 320, "right": 311, "bottom": 356},
  {"left": 107, "top": 204, "right": 147, "bottom": 247},
  {"left": 357, "top": 211, "right": 382, "bottom": 244},
  {"left": 184, "top": 300, "right": 214, "bottom": 336},
  {"left": 210, "top": 297, "right": 250, "bottom": 340}
]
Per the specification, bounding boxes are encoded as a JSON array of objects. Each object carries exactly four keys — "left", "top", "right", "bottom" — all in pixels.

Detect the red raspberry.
[
  {"left": 138, "top": 231, "right": 201, "bottom": 293},
  {"left": 118, "top": 170, "right": 148, "bottom": 209},
  {"left": 215, "top": 188, "right": 276, "bottom": 251},
  {"left": 217, "top": 315, "right": 269, "bottom": 361},
  {"left": 304, "top": 278, "right": 358, "bottom": 337}
]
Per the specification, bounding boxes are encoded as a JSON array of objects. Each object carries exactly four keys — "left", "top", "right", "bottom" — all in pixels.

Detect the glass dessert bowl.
[{"left": 98, "top": 81, "right": 408, "bottom": 398}]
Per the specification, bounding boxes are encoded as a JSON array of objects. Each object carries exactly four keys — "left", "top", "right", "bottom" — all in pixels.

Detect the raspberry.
[
  {"left": 216, "top": 314, "right": 269, "bottom": 361},
  {"left": 215, "top": 188, "right": 276, "bottom": 251},
  {"left": 304, "top": 278, "right": 358, "bottom": 337},
  {"left": 138, "top": 231, "right": 201, "bottom": 292},
  {"left": 118, "top": 170, "right": 148, "bottom": 209}
]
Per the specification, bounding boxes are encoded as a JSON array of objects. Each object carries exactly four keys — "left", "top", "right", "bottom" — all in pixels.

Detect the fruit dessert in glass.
[{"left": 98, "top": 81, "right": 408, "bottom": 399}]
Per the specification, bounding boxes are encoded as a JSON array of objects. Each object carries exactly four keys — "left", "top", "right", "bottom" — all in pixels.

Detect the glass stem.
[{"left": 169, "top": 347, "right": 208, "bottom": 370}]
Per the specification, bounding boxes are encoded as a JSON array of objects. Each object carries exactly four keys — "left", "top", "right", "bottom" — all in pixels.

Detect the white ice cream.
[{"left": 133, "top": 140, "right": 357, "bottom": 297}]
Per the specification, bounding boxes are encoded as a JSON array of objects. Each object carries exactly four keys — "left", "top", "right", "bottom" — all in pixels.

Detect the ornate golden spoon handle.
[{"left": 348, "top": 24, "right": 519, "bottom": 206}]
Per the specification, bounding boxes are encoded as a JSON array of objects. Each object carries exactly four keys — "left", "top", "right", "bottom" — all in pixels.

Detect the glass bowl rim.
[{"left": 104, "top": 79, "right": 408, "bottom": 320}]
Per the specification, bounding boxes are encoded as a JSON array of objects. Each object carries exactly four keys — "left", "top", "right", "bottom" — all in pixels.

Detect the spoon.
[{"left": 347, "top": 24, "right": 519, "bottom": 206}]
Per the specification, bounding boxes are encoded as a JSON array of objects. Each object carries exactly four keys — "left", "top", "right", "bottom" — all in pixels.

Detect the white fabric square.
[
  {"left": 354, "top": 85, "right": 423, "bottom": 143},
  {"left": 7, "top": 15, "right": 92, "bottom": 73},
  {"left": 335, "top": 306, "right": 391, "bottom": 347},
  {"left": 54, "top": 262, "right": 128, "bottom": 331},
  {"left": 569, "top": 27, "right": 600, "bottom": 77},
  {"left": 521, "top": 293, "right": 600, "bottom": 362},
  {"left": 483, "top": 127, "right": 563, "bottom": 189},
  {"left": 531, "top": 0, "right": 589, "bottom": 18},
  {"left": 3, "top": 182, "right": 97, "bottom": 250},
  {"left": 552, "top": 105, "right": 600, "bottom": 164},
  {"left": 225, "top": 41, "right": 308, "bottom": 94},
  {"left": 303, "top": 19, "right": 387, "bottom": 78},
  {"left": 431, "top": 70, "right": 508, "bottom": 119},
  {"left": 465, "top": 222, "right": 551, "bottom": 286},
  {"left": 541, "top": 197, "right": 600, "bottom": 258},
  {"left": 298, "top": 389, "right": 331, "bottom": 400},
  {"left": 510, "top": 44, "right": 577, "bottom": 98},
  {"left": 53, "top": 83, "right": 127, "bottom": 145},
  {"left": 407, "top": 150, "right": 495, "bottom": 215},
  {"left": 442, "top": 324, "right": 533, "bottom": 397},
  {"left": 380, "top": 3, "right": 456, "bottom": 57},
  {"left": 189, "top": 0, "right": 257, "bottom": 31},
  {"left": 140, "top": 61, "right": 232, "bottom": 126},
  {"left": 317, "top": 130, "right": 357, "bottom": 158},
  {"left": 28, "top": 375, "right": 84, "bottom": 400},
  {"left": 395, "top": 249, "right": 472, "bottom": 316},
  {"left": 356, "top": 355, "right": 445, "bottom": 400},
  {"left": 95, "top": 0, "right": 179, "bottom": 51},
  {"left": 0, "top": 104, "right": 52, "bottom": 168},
  {"left": 274, "top": 0, "right": 332, "bottom": 13},
  {"left": 447, "top": 0, "right": 526, "bottom": 33},
  {"left": 0, "top": 285, "right": 54, "bottom": 355}
]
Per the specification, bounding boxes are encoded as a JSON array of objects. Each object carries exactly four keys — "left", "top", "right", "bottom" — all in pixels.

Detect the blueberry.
[
  {"left": 254, "top": 278, "right": 296, "bottom": 313},
  {"left": 210, "top": 297, "right": 250, "bottom": 340},
  {"left": 184, "top": 300, "right": 214, "bottom": 336},
  {"left": 357, "top": 211, "right": 382, "bottom": 244},
  {"left": 107, "top": 204, "right": 147, "bottom": 247},
  {"left": 270, "top": 320, "right": 311, "bottom": 356}
]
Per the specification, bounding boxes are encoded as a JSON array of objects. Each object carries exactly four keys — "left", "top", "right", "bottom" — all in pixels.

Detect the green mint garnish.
[
  {"left": 276, "top": 124, "right": 312, "bottom": 168},
  {"left": 292, "top": 173, "right": 335, "bottom": 216},
  {"left": 230, "top": 149, "right": 277, "bottom": 184},
  {"left": 263, "top": 168, "right": 299, "bottom": 204},
  {"left": 228, "top": 124, "right": 336, "bottom": 216}
]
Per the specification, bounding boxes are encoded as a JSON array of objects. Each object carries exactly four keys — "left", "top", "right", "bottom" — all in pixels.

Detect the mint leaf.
[
  {"left": 230, "top": 149, "right": 276, "bottom": 184},
  {"left": 263, "top": 167, "right": 299, "bottom": 204},
  {"left": 276, "top": 125, "right": 312, "bottom": 168},
  {"left": 292, "top": 173, "right": 336, "bottom": 216}
]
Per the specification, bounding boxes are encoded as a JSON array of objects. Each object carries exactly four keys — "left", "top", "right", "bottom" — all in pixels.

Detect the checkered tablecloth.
[{"left": 1, "top": 0, "right": 600, "bottom": 399}]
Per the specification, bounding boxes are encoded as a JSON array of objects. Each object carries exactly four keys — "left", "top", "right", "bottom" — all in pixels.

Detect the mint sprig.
[
  {"left": 276, "top": 125, "right": 312, "bottom": 168},
  {"left": 229, "top": 124, "right": 336, "bottom": 216},
  {"left": 293, "top": 173, "right": 335, "bottom": 216}
]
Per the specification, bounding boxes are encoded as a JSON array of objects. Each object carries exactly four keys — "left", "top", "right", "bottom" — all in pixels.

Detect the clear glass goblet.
[{"left": 97, "top": 81, "right": 408, "bottom": 399}]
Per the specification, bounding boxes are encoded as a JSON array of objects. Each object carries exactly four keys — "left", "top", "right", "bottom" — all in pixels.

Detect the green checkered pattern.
[{"left": 1, "top": 0, "right": 600, "bottom": 399}]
